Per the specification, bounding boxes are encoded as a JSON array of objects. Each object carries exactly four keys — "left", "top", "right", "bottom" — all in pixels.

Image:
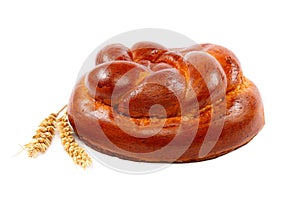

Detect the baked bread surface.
[{"left": 68, "top": 42, "right": 265, "bottom": 162}]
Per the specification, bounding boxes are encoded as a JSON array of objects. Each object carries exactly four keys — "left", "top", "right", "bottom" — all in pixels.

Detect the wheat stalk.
[
  {"left": 24, "top": 105, "right": 67, "bottom": 157},
  {"left": 57, "top": 113, "right": 92, "bottom": 169}
]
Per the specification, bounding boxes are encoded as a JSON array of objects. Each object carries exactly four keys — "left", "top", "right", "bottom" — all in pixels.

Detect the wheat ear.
[
  {"left": 57, "top": 113, "right": 92, "bottom": 169},
  {"left": 24, "top": 105, "right": 67, "bottom": 157}
]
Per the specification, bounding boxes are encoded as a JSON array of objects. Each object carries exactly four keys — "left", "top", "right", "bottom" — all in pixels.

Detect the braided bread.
[{"left": 67, "top": 41, "right": 264, "bottom": 162}]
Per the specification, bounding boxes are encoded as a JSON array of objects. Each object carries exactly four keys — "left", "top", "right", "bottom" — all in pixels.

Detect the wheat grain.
[
  {"left": 57, "top": 113, "right": 92, "bottom": 169},
  {"left": 24, "top": 105, "right": 67, "bottom": 158},
  {"left": 24, "top": 113, "right": 57, "bottom": 157},
  {"left": 24, "top": 105, "right": 92, "bottom": 169}
]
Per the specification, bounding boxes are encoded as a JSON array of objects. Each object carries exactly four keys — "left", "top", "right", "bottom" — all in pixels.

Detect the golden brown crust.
[{"left": 67, "top": 42, "right": 265, "bottom": 162}]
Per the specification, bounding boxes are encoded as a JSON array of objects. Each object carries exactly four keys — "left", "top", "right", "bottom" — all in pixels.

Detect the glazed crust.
[{"left": 67, "top": 42, "right": 265, "bottom": 162}]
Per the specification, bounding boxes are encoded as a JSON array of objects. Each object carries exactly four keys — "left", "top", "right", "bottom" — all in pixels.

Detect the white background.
[{"left": 1, "top": 0, "right": 299, "bottom": 199}]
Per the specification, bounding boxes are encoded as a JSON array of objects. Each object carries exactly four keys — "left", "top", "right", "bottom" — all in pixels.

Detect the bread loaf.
[{"left": 67, "top": 41, "right": 265, "bottom": 162}]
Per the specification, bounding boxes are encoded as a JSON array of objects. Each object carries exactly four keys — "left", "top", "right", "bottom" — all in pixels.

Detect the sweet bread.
[{"left": 67, "top": 41, "right": 264, "bottom": 162}]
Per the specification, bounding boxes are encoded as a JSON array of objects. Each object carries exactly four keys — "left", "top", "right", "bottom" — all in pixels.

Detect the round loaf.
[{"left": 67, "top": 42, "right": 265, "bottom": 162}]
